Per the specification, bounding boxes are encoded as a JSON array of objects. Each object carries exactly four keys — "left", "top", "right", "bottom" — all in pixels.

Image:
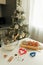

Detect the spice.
[
  {"left": 8, "top": 56, "right": 14, "bottom": 62},
  {"left": 14, "top": 54, "right": 17, "bottom": 56},
  {"left": 3, "top": 54, "right": 7, "bottom": 58}
]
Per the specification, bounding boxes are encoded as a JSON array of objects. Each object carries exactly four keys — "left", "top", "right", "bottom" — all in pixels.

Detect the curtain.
[{"left": 29, "top": 0, "right": 43, "bottom": 42}]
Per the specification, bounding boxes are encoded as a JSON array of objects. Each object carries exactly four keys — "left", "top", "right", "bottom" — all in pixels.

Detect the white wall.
[
  {"left": 0, "top": 0, "right": 6, "bottom": 4},
  {"left": 21, "top": 0, "right": 30, "bottom": 24}
]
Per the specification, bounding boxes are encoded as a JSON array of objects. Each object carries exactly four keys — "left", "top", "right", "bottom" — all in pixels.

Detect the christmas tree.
[
  {"left": 10, "top": 0, "right": 29, "bottom": 40},
  {"left": 3, "top": 0, "right": 30, "bottom": 45}
]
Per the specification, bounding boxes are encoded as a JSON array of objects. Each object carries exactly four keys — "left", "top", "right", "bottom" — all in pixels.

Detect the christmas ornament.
[
  {"left": 18, "top": 48, "right": 27, "bottom": 55},
  {"left": 30, "top": 52, "right": 36, "bottom": 57}
]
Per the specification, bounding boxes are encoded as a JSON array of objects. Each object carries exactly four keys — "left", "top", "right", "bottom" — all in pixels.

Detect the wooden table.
[{"left": 0, "top": 38, "right": 43, "bottom": 65}]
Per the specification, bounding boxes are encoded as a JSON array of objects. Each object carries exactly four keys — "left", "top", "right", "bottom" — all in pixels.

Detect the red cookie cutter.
[{"left": 18, "top": 48, "right": 27, "bottom": 55}]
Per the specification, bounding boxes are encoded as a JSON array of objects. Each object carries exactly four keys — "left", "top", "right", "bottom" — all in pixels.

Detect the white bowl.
[{"left": 2, "top": 41, "right": 18, "bottom": 51}]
